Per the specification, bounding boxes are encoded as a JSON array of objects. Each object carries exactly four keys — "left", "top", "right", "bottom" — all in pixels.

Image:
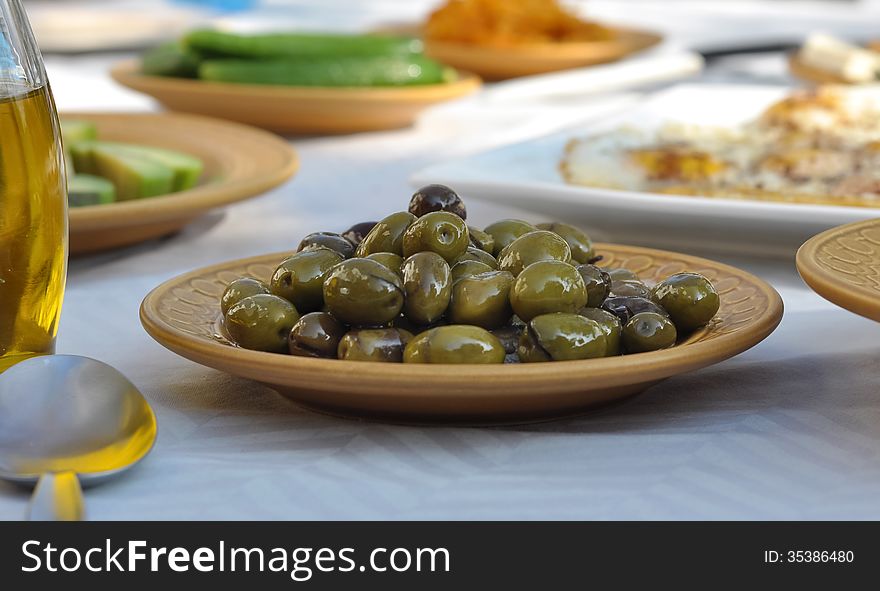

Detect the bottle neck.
[{"left": 0, "top": 0, "right": 46, "bottom": 96}]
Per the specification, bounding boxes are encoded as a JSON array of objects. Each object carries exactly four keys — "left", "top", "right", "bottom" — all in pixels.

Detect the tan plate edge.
[
  {"left": 421, "top": 26, "right": 663, "bottom": 79},
  {"left": 796, "top": 218, "right": 880, "bottom": 321}
]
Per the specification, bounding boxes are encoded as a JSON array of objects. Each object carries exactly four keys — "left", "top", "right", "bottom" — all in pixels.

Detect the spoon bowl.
[{"left": 0, "top": 355, "right": 157, "bottom": 518}]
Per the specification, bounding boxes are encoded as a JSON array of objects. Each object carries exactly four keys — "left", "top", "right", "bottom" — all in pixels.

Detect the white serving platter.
[{"left": 411, "top": 84, "right": 880, "bottom": 258}]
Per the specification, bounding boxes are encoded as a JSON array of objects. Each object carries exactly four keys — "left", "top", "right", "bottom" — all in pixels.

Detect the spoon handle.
[{"left": 28, "top": 472, "right": 85, "bottom": 521}]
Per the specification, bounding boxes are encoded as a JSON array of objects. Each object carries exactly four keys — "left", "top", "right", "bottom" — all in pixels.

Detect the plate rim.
[
  {"left": 140, "top": 243, "right": 784, "bottom": 395},
  {"left": 65, "top": 110, "right": 299, "bottom": 230},
  {"left": 796, "top": 218, "right": 880, "bottom": 321},
  {"left": 110, "top": 59, "right": 483, "bottom": 103},
  {"left": 423, "top": 25, "right": 663, "bottom": 59}
]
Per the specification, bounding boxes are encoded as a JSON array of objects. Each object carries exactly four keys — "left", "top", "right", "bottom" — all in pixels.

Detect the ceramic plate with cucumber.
[{"left": 62, "top": 119, "right": 204, "bottom": 207}]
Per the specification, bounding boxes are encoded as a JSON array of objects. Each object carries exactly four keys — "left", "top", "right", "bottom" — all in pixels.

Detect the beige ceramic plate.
[
  {"left": 797, "top": 218, "right": 880, "bottom": 322},
  {"left": 66, "top": 112, "right": 297, "bottom": 255},
  {"left": 110, "top": 60, "right": 481, "bottom": 135},
  {"left": 140, "top": 244, "right": 783, "bottom": 424},
  {"left": 423, "top": 26, "right": 662, "bottom": 80}
]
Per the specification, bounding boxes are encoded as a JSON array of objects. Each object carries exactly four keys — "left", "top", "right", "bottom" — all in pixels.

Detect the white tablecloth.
[{"left": 2, "top": 1, "right": 880, "bottom": 520}]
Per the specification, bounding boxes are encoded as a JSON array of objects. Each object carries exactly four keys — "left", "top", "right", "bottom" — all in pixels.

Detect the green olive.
[
  {"left": 322, "top": 258, "right": 405, "bottom": 326},
  {"left": 652, "top": 272, "right": 720, "bottom": 332},
  {"left": 288, "top": 312, "right": 346, "bottom": 358},
  {"left": 270, "top": 248, "right": 344, "bottom": 313},
  {"left": 401, "top": 211, "right": 470, "bottom": 262},
  {"left": 468, "top": 226, "right": 495, "bottom": 254},
  {"left": 225, "top": 294, "right": 300, "bottom": 353},
  {"left": 221, "top": 277, "right": 270, "bottom": 315},
  {"left": 401, "top": 251, "right": 452, "bottom": 326},
  {"left": 509, "top": 260, "right": 588, "bottom": 321},
  {"left": 518, "top": 313, "right": 607, "bottom": 362},
  {"left": 610, "top": 279, "right": 651, "bottom": 299},
  {"left": 338, "top": 328, "right": 413, "bottom": 362},
  {"left": 365, "top": 252, "right": 404, "bottom": 277},
  {"left": 483, "top": 219, "right": 537, "bottom": 256},
  {"left": 497, "top": 230, "right": 572, "bottom": 277},
  {"left": 450, "top": 260, "right": 494, "bottom": 284},
  {"left": 536, "top": 222, "right": 595, "bottom": 264},
  {"left": 454, "top": 246, "right": 498, "bottom": 269},
  {"left": 516, "top": 332, "right": 550, "bottom": 362},
  {"left": 578, "top": 307, "right": 622, "bottom": 355},
  {"left": 403, "top": 325, "right": 505, "bottom": 364},
  {"left": 297, "top": 232, "right": 355, "bottom": 259},
  {"left": 392, "top": 313, "right": 444, "bottom": 336},
  {"left": 575, "top": 264, "right": 611, "bottom": 308},
  {"left": 600, "top": 296, "right": 669, "bottom": 325},
  {"left": 622, "top": 312, "right": 678, "bottom": 353},
  {"left": 355, "top": 211, "right": 417, "bottom": 257},
  {"left": 605, "top": 268, "right": 640, "bottom": 283},
  {"left": 448, "top": 270, "right": 515, "bottom": 329}
]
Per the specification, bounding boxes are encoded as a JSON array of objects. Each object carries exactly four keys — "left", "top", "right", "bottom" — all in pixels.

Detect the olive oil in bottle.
[{"left": 0, "top": 84, "right": 68, "bottom": 372}]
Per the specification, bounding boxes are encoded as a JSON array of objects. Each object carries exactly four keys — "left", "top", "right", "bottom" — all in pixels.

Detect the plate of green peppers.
[{"left": 112, "top": 30, "right": 482, "bottom": 134}]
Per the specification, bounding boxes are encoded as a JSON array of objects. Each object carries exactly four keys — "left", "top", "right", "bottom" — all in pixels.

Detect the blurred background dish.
[
  {"left": 422, "top": 26, "right": 662, "bottom": 81},
  {"left": 407, "top": 0, "right": 663, "bottom": 80},
  {"left": 111, "top": 59, "right": 481, "bottom": 134},
  {"left": 797, "top": 218, "right": 880, "bottom": 322},
  {"left": 110, "top": 28, "right": 482, "bottom": 133},
  {"left": 411, "top": 84, "right": 880, "bottom": 257},
  {"left": 374, "top": 0, "right": 662, "bottom": 80}
]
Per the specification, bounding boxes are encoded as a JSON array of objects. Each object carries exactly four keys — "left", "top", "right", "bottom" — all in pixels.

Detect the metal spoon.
[{"left": 0, "top": 355, "right": 157, "bottom": 520}]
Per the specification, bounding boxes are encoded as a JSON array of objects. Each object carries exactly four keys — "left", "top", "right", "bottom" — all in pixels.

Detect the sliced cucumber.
[
  {"left": 69, "top": 141, "right": 97, "bottom": 174},
  {"left": 69, "top": 141, "right": 203, "bottom": 194},
  {"left": 111, "top": 144, "right": 203, "bottom": 191},
  {"left": 61, "top": 119, "right": 98, "bottom": 145},
  {"left": 85, "top": 143, "right": 175, "bottom": 201},
  {"left": 68, "top": 174, "right": 116, "bottom": 207},
  {"left": 61, "top": 120, "right": 98, "bottom": 176}
]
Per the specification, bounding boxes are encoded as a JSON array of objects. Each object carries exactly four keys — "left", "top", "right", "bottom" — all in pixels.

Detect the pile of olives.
[{"left": 220, "top": 184, "right": 721, "bottom": 364}]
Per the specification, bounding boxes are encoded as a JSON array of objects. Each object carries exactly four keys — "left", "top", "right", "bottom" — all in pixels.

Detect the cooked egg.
[{"left": 560, "top": 85, "right": 880, "bottom": 208}]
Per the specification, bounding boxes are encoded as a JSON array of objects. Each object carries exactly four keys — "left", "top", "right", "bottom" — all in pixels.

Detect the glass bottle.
[{"left": 0, "top": 0, "right": 67, "bottom": 372}]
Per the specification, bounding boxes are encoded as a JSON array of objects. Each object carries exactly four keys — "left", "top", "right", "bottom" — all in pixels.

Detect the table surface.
[{"left": 2, "top": 1, "right": 880, "bottom": 520}]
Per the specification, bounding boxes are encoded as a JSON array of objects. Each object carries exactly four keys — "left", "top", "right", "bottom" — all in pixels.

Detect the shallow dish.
[
  {"left": 797, "top": 218, "right": 880, "bottom": 322},
  {"left": 424, "top": 26, "right": 662, "bottom": 80},
  {"left": 110, "top": 60, "right": 481, "bottom": 135},
  {"left": 140, "top": 244, "right": 782, "bottom": 424},
  {"left": 411, "top": 84, "right": 880, "bottom": 258},
  {"left": 66, "top": 112, "right": 298, "bottom": 255}
]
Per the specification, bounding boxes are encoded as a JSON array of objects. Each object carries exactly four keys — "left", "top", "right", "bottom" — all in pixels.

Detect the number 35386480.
[{"left": 764, "top": 550, "right": 854, "bottom": 563}]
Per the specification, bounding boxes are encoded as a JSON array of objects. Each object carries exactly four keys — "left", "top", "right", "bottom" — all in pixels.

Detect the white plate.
[{"left": 411, "top": 84, "right": 880, "bottom": 258}]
